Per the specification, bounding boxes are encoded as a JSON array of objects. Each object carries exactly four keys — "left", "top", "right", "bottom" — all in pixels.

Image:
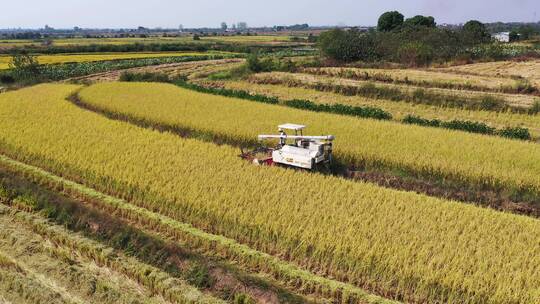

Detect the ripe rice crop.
[
  {"left": 2, "top": 84, "right": 540, "bottom": 303},
  {"left": 79, "top": 82, "right": 540, "bottom": 198}
]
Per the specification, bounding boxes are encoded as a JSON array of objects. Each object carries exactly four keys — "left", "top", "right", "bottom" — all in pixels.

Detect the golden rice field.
[
  {"left": 79, "top": 82, "right": 540, "bottom": 196},
  {"left": 0, "top": 35, "right": 296, "bottom": 49},
  {"left": 0, "top": 51, "right": 226, "bottom": 70},
  {"left": 0, "top": 37, "right": 191, "bottom": 47},
  {"left": 438, "top": 59, "right": 540, "bottom": 87},
  {"left": 303, "top": 66, "right": 521, "bottom": 90},
  {"left": 221, "top": 80, "right": 540, "bottom": 138},
  {"left": 202, "top": 35, "right": 294, "bottom": 44},
  {"left": 2, "top": 84, "right": 540, "bottom": 303},
  {"left": 250, "top": 72, "right": 539, "bottom": 109}
]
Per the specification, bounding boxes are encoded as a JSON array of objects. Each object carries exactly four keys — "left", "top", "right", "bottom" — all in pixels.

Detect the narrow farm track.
[
  {"left": 72, "top": 84, "right": 540, "bottom": 217},
  {"left": 0, "top": 154, "right": 397, "bottom": 304}
]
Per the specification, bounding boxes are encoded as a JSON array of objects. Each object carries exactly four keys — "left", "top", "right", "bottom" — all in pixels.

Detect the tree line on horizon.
[{"left": 318, "top": 11, "right": 538, "bottom": 66}]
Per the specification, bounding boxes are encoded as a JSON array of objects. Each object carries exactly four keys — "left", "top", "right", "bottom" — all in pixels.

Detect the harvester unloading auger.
[{"left": 240, "top": 123, "right": 335, "bottom": 170}]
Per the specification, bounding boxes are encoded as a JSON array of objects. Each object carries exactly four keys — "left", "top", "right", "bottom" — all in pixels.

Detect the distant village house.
[{"left": 492, "top": 32, "right": 510, "bottom": 42}]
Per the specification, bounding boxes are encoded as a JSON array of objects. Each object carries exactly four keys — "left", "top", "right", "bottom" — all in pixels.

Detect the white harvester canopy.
[
  {"left": 255, "top": 123, "right": 335, "bottom": 170},
  {"left": 278, "top": 123, "right": 306, "bottom": 130}
]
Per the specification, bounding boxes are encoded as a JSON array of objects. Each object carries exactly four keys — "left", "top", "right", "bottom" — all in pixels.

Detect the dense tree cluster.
[{"left": 319, "top": 11, "right": 503, "bottom": 66}]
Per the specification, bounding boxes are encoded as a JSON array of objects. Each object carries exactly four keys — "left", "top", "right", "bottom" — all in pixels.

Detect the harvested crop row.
[
  {"left": 437, "top": 59, "right": 540, "bottom": 88},
  {"left": 0, "top": 201, "right": 222, "bottom": 304},
  {"left": 0, "top": 249, "right": 73, "bottom": 304},
  {"left": 302, "top": 67, "right": 526, "bottom": 93},
  {"left": 79, "top": 82, "right": 540, "bottom": 199},
  {"left": 69, "top": 58, "right": 244, "bottom": 82},
  {"left": 249, "top": 72, "right": 540, "bottom": 110},
  {"left": 2, "top": 84, "right": 540, "bottom": 303},
  {"left": 0, "top": 206, "right": 171, "bottom": 304},
  {"left": 220, "top": 80, "right": 540, "bottom": 138}
]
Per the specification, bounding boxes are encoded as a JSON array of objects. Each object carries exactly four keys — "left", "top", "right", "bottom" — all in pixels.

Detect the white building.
[{"left": 492, "top": 32, "right": 510, "bottom": 43}]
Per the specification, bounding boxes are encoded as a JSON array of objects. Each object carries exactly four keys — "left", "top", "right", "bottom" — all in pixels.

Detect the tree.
[
  {"left": 9, "top": 51, "right": 41, "bottom": 82},
  {"left": 462, "top": 20, "right": 491, "bottom": 44},
  {"left": 221, "top": 22, "right": 228, "bottom": 31},
  {"left": 518, "top": 25, "right": 537, "bottom": 40},
  {"left": 509, "top": 31, "right": 520, "bottom": 42},
  {"left": 404, "top": 15, "right": 436, "bottom": 28},
  {"left": 377, "top": 11, "right": 404, "bottom": 32},
  {"left": 237, "top": 22, "right": 248, "bottom": 30},
  {"left": 397, "top": 42, "right": 434, "bottom": 66},
  {"left": 318, "top": 28, "right": 376, "bottom": 62}
]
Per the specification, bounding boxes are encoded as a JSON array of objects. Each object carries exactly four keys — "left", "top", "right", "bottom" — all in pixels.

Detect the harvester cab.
[{"left": 241, "top": 123, "right": 335, "bottom": 170}]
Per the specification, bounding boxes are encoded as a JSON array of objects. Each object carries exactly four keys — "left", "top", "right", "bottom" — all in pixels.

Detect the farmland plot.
[
  {"left": 249, "top": 72, "right": 539, "bottom": 109},
  {"left": 437, "top": 59, "right": 540, "bottom": 88},
  {"left": 2, "top": 84, "right": 540, "bottom": 303},
  {"left": 220, "top": 80, "right": 540, "bottom": 138},
  {"left": 302, "top": 67, "right": 522, "bottom": 91},
  {"left": 79, "top": 82, "right": 540, "bottom": 198},
  {"left": 0, "top": 51, "right": 225, "bottom": 70}
]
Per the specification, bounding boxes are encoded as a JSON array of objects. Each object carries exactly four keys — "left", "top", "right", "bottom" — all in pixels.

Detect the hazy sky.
[{"left": 2, "top": 0, "right": 538, "bottom": 29}]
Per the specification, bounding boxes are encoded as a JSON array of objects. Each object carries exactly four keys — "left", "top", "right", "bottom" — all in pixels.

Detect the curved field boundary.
[{"left": 0, "top": 154, "right": 398, "bottom": 304}]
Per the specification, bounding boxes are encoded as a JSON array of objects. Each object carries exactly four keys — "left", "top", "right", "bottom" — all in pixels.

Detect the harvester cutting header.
[{"left": 240, "top": 123, "right": 335, "bottom": 170}]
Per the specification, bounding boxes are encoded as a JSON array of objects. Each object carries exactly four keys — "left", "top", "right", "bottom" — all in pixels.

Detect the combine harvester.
[{"left": 240, "top": 123, "right": 335, "bottom": 170}]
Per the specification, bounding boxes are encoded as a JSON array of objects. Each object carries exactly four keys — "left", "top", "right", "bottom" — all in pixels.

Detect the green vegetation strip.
[
  {"left": 0, "top": 153, "right": 399, "bottom": 304},
  {"left": 402, "top": 115, "right": 531, "bottom": 140},
  {"left": 175, "top": 80, "right": 393, "bottom": 120}
]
